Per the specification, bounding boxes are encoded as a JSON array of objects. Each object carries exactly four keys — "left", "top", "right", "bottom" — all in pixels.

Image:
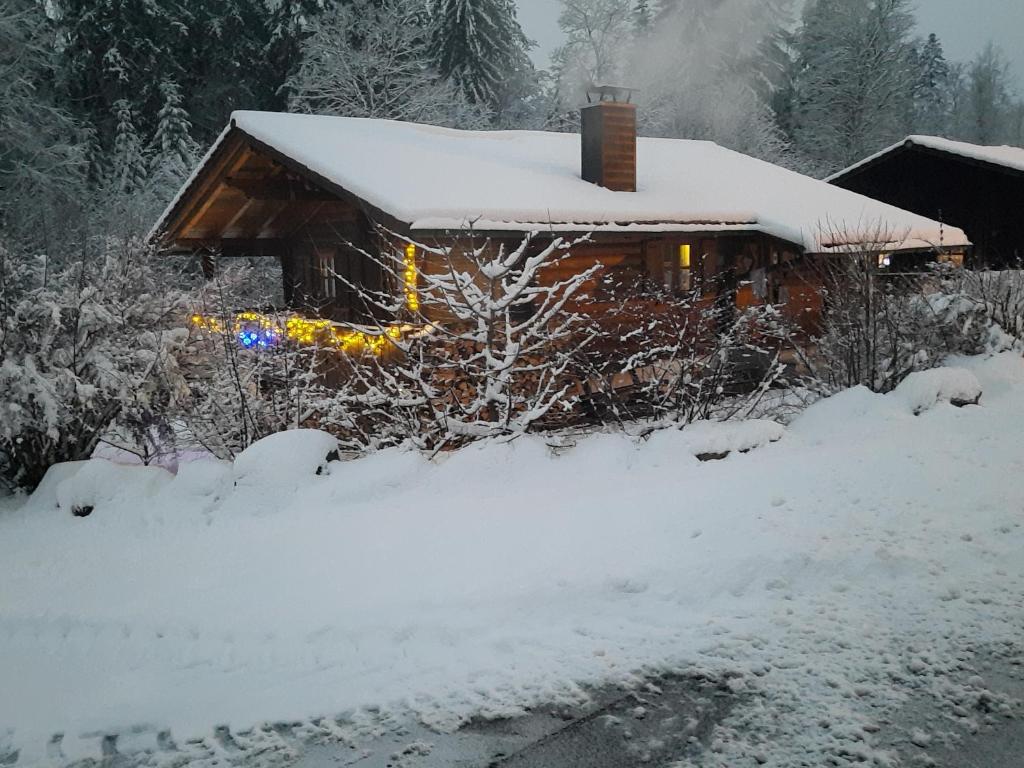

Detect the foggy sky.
[{"left": 515, "top": 0, "right": 1024, "bottom": 87}]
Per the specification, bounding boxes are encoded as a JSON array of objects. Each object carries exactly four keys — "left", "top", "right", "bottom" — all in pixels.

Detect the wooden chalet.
[
  {"left": 152, "top": 90, "right": 969, "bottom": 342},
  {"left": 828, "top": 136, "right": 1024, "bottom": 268}
]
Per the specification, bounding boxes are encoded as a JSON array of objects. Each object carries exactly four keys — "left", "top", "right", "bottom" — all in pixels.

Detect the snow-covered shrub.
[
  {"left": 318, "top": 231, "right": 599, "bottom": 450},
  {"left": 794, "top": 229, "right": 990, "bottom": 395},
  {"left": 575, "top": 275, "right": 790, "bottom": 430},
  {"left": 173, "top": 265, "right": 330, "bottom": 459},
  {"left": 959, "top": 269, "right": 1024, "bottom": 351},
  {"left": 0, "top": 238, "right": 187, "bottom": 491},
  {"left": 891, "top": 367, "right": 982, "bottom": 415},
  {"left": 317, "top": 231, "right": 796, "bottom": 449}
]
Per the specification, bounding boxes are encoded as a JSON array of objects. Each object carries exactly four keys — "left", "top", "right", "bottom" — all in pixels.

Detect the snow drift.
[{"left": 1, "top": 360, "right": 1022, "bottom": 766}]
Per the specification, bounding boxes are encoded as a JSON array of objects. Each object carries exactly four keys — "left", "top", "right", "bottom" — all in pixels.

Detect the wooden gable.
[{"left": 154, "top": 127, "right": 407, "bottom": 252}]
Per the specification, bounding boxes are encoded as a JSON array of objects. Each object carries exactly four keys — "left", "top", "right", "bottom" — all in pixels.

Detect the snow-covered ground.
[{"left": 2, "top": 355, "right": 1023, "bottom": 766}]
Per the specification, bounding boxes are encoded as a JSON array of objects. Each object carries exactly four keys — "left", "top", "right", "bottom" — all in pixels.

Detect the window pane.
[{"left": 679, "top": 244, "right": 691, "bottom": 270}]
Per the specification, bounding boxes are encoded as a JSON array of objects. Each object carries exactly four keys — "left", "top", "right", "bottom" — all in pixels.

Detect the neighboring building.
[
  {"left": 828, "top": 136, "right": 1024, "bottom": 268},
  {"left": 151, "top": 94, "right": 968, "bottom": 338}
]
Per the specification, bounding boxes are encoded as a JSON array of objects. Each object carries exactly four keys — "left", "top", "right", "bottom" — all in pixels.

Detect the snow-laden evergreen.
[
  {"left": 287, "top": 0, "right": 491, "bottom": 128},
  {"left": 432, "top": 0, "right": 534, "bottom": 112},
  {"left": 788, "top": 0, "right": 918, "bottom": 173},
  {"left": 150, "top": 80, "right": 199, "bottom": 183},
  {"left": 0, "top": 1, "right": 86, "bottom": 244}
]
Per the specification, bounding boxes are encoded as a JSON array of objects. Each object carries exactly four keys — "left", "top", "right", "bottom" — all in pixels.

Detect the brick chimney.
[{"left": 581, "top": 85, "right": 638, "bottom": 192}]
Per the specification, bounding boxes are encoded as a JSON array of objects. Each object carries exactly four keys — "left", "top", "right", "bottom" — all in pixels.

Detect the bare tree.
[
  {"left": 175, "top": 261, "right": 327, "bottom": 459},
  {"left": 576, "top": 274, "right": 789, "bottom": 431},
  {"left": 792, "top": 224, "right": 987, "bottom": 394},
  {"left": 322, "top": 229, "right": 599, "bottom": 450}
]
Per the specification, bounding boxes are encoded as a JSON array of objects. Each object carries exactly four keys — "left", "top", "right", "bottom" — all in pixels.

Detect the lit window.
[
  {"left": 664, "top": 243, "right": 693, "bottom": 292},
  {"left": 678, "top": 244, "right": 692, "bottom": 291}
]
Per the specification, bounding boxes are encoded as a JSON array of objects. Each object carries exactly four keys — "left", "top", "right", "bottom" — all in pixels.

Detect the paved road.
[
  {"left": 49, "top": 649, "right": 1023, "bottom": 767},
  {"left": 292, "top": 674, "right": 734, "bottom": 768},
  {"left": 288, "top": 653, "right": 1024, "bottom": 768}
]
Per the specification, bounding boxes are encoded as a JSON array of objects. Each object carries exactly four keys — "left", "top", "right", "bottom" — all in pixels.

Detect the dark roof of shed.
[{"left": 828, "top": 136, "right": 1024, "bottom": 185}]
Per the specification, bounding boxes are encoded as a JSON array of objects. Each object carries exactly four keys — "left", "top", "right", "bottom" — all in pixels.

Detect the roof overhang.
[
  {"left": 150, "top": 122, "right": 414, "bottom": 248},
  {"left": 150, "top": 114, "right": 969, "bottom": 256}
]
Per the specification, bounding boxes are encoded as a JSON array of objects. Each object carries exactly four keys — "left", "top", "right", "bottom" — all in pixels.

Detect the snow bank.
[
  {"left": 232, "top": 429, "right": 340, "bottom": 486},
  {"left": 891, "top": 367, "right": 982, "bottom": 415},
  {"left": 657, "top": 418, "right": 784, "bottom": 459},
  {"left": 55, "top": 460, "right": 173, "bottom": 518},
  {"left": 2, "top": 354, "right": 1024, "bottom": 765}
]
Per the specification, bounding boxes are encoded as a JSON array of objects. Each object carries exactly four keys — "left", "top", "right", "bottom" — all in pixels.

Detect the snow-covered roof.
[
  {"left": 827, "top": 135, "right": 1024, "bottom": 183},
  {"left": 155, "top": 111, "right": 970, "bottom": 253}
]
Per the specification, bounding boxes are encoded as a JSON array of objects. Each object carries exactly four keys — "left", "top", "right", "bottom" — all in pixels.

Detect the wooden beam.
[
  {"left": 260, "top": 201, "right": 326, "bottom": 239},
  {"left": 219, "top": 198, "right": 258, "bottom": 238},
  {"left": 173, "top": 238, "right": 286, "bottom": 256},
  {"left": 162, "top": 134, "right": 250, "bottom": 241},
  {"left": 223, "top": 176, "right": 340, "bottom": 202},
  {"left": 235, "top": 128, "right": 412, "bottom": 236}
]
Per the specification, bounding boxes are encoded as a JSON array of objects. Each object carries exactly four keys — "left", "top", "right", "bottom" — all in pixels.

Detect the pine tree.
[
  {"left": 111, "top": 100, "right": 149, "bottom": 195},
  {"left": 55, "top": 0, "right": 177, "bottom": 151},
  {"left": 152, "top": 81, "right": 198, "bottom": 170},
  {"left": 54, "top": 0, "right": 284, "bottom": 152},
  {"left": 150, "top": 80, "right": 199, "bottom": 196},
  {"left": 789, "top": 0, "right": 917, "bottom": 173},
  {"left": 912, "top": 33, "right": 950, "bottom": 135},
  {"left": 0, "top": 0, "right": 86, "bottom": 245},
  {"left": 432, "top": 0, "right": 534, "bottom": 113}
]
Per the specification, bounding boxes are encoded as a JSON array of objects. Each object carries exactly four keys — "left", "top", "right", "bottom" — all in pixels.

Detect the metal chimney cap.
[{"left": 586, "top": 84, "right": 639, "bottom": 104}]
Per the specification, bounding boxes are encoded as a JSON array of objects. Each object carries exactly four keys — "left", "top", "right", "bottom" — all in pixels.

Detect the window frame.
[
  {"left": 316, "top": 247, "right": 337, "bottom": 301},
  {"left": 662, "top": 241, "right": 697, "bottom": 295}
]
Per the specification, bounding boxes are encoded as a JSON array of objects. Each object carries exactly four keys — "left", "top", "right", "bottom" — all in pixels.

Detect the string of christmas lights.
[{"left": 189, "top": 311, "right": 401, "bottom": 354}]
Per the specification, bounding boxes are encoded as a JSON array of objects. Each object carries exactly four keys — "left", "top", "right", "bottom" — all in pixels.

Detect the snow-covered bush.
[
  {"left": 173, "top": 265, "right": 330, "bottom": 459},
  {"left": 575, "top": 275, "right": 790, "bottom": 430},
  {"left": 891, "top": 367, "right": 982, "bottom": 415},
  {"left": 317, "top": 231, "right": 599, "bottom": 450},
  {"left": 0, "top": 238, "right": 187, "bottom": 491},
  {"left": 317, "top": 231, "right": 796, "bottom": 450},
  {"left": 794, "top": 230, "right": 990, "bottom": 395},
  {"left": 959, "top": 269, "right": 1024, "bottom": 351}
]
